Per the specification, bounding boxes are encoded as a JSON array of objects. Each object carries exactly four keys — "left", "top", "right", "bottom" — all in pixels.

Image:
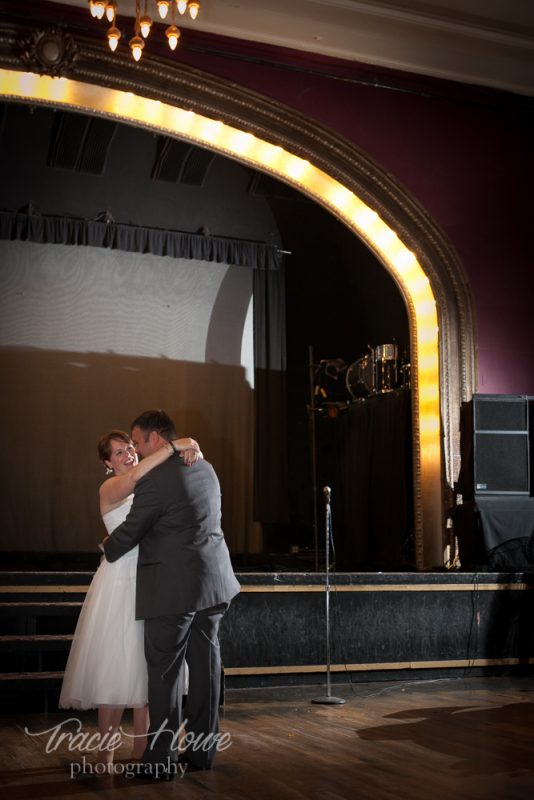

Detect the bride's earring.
[{"left": 105, "top": 467, "right": 114, "bottom": 476}]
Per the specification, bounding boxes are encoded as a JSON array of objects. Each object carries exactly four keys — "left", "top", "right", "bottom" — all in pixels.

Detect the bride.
[{"left": 59, "top": 428, "right": 201, "bottom": 766}]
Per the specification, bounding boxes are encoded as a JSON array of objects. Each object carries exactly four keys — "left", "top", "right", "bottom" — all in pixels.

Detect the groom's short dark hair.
[{"left": 131, "top": 409, "right": 177, "bottom": 441}]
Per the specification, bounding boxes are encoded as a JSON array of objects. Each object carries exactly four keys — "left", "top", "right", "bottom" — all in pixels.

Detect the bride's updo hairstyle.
[{"left": 97, "top": 429, "right": 132, "bottom": 465}]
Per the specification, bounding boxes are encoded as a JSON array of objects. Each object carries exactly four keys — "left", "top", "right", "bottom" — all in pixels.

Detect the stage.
[
  {"left": 1, "top": 569, "right": 533, "bottom": 710},
  {"left": 222, "top": 571, "right": 534, "bottom": 686}
]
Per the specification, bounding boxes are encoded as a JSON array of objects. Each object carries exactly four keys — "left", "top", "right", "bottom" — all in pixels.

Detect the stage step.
[
  {"left": 0, "top": 581, "right": 84, "bottom": 710},
  {"left": 0, "top": 602, "right": 83, "bottom": 637},
  {"left": 0, "top": 571, "right": 92, "bottom": 603},
  {"left": 0, "top": 602, "right": 83, "bottom": 613},
  {"left": 0, "top": 670, "right": 64, "bottom": 684},
  {"left": 0, "top": 634, "right": 73, "bottom": 651},
  {"left": 0, "top": 669, "right": 65, "bottom": 712},
  {"left": 0, "top": 571, "right": 94, "bottom": 584}
]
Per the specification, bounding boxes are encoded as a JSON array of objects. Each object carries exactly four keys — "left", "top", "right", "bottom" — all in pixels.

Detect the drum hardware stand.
[{"left": 312, "top": 486, "right": 346, "bottom": 706}]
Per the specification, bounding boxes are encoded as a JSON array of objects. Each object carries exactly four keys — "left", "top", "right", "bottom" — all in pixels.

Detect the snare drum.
[
  {"left": 375, "top": 343, "right": 398, "bottom": 362},
  {"left": 346, "top": 353, "right": 375, "bottom": 399}
]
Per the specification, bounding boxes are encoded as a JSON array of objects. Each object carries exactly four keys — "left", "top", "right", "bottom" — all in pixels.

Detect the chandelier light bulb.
[
  {"left": 139, "top": 15, "right": 152, "bottom": 37},
  {"left": 157, "top": 0, "right": 170, "bottom": 18},
  {"left": 105, "top": 1, "right": 117, "bottom": 23},
  {"left": 107, "top": 26, "right": 121, "bottom": 51},
  {"left": 129, "top": 34, "right": 145, "bottom": 61},
  {"left": 166, "top": 24, "right": 181, "bottom": 50},
  {"left": 93, "top": 0, "right": 107, "bottom": 20},
  {"left": 89, "top": 0, "right": 199, "bottom": 60}
]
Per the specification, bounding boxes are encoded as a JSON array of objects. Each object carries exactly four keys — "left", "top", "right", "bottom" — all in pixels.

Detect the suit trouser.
[{"left": 142, "top": 603, "right": 227, "bottom": 769}]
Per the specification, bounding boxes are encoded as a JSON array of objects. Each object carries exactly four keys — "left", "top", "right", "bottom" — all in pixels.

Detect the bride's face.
[{"left": 106, "top": 439, "right": 138, "bottom": 475}]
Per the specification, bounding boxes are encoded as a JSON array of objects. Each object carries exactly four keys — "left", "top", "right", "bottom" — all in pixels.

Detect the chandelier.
[{"left": 88, "top": 1, "right": 201, "bottom": 61}]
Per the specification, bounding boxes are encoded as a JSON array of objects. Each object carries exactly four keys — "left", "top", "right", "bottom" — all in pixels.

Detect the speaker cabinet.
[
  {"left": 474, "top": 432, "right": 529, "bottom": 494},
  {"left": 458, "top": 394, "right": 530, "bottom": 498},
  {"left": 473, "top": 395, "right": 527, "bottom": 432}
]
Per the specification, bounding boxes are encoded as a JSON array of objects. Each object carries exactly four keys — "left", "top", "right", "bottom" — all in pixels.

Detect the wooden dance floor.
[{"left": 1, "top": 675, "right": 533, "bottom": 799}]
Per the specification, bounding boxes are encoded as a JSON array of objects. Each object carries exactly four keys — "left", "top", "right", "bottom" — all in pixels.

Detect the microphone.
[{"left": 323, "top": 486, "right": 331, "bottom": 503}]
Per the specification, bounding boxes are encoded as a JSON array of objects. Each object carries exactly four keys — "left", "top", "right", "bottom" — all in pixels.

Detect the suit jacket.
[{"left": 103, "top": 456, "right": 241, "bottom": 619}]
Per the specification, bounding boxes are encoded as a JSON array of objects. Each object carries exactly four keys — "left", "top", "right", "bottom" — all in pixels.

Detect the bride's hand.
[
  {"left": 182, "top": 447, "right": 204, "bottom": 466},
  {"left": 171, "top": 438, "right": 203, "bottom": 466}
]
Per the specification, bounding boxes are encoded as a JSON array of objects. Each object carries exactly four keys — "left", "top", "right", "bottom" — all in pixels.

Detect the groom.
[{"left": 103, "top": 409, "right": 240, "bottom": 777}]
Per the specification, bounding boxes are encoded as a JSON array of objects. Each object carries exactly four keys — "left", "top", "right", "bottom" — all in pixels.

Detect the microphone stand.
[
  {"left": 312, "top": 486, "right": 346, "bottom": 706},
  {"left": 308, "top": 345, "right": 319, "bottom": 572}
]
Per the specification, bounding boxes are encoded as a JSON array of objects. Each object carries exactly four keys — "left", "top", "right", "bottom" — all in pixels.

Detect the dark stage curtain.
[
  {"left": 316, "top": 391, "right": 413, "bottom": 570},
  {"left": 0, "top": 210, "right": 282, "bottom": 270},
  {"left": 253, "top": 263, "right": 289, "bottom": 524}
]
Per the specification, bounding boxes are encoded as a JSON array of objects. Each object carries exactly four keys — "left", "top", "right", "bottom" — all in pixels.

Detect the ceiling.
[{"left": 48, "top": 0, "right": 534, "bottom": 96}]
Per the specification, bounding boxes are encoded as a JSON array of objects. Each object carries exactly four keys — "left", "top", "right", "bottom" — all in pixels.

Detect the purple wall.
[{"left": 179, "top": 32, "right": 534, "bottom": 395}]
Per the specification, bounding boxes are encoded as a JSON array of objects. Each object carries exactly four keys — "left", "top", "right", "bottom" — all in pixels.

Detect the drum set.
[{"left": 314, "top": 344, "right": 410, "bottom": 408}]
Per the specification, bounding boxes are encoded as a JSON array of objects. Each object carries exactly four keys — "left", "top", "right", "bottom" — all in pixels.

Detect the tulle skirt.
[{"left": 59, "top": 548, "right": 148, "bottom": 710}]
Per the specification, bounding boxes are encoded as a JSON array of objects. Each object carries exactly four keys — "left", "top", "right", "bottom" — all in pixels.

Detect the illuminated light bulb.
[
  {"left": 166, "top": 24, "right": 181, "bottom": 50},
  {"left": 328, "top": 185, "right": 353, "bottom": 209},
  {"left": 374, "top": 224, "right": 397, "bottom": 251},
  {"left": 105, "top": 1, "right": 117, "bottom": 22},
  {"left": 410, "top": 274, "right": 431, "bottom": 296},
  {"left": 93, "top": 0, "right": 106, "bottom": 19},
  {"left": 200, "top": 119, "right": 223, "bottom": 142},
  {"left": 129, "top": 34, "right": 145, "bottom": 61},
  {"left": 258, "top": 143, "right": 282, "bottom": 165},
  {"left": 285, "top": 155, "right": 309, "bottom": 180},
  {"left": 353, "top": 208, "right": 379, "bottom": 230},
  {"left": 139, "top": 15, "right": 152, "bottom": 37},
  {"left": 88, "top": 1, "right": 98, "bottom": 18},
  {"left": 391, "top": 248, "right": 417, "bottom": 272},
  {"left": 107, "top": 26, "right": 121, "bottom": 51},
  {"left": 419, "top": 417, "right": 441, "bottom": 434},
  {"left": 415, "top": 299, "right": 437, "bottom": 317},
  {"left": 188, "top": 1, "right": 200, "bottom": 20},
  {"left": 177, "top": 0, "right": 188, "bottom": 14},
  {"left": 231, "top": 131, "right": 254, "bottom": 154},
  {"left": 157, "top": 0, "right": 170, "bottom": 18},
  {"left": 419, "top": 385, "right": 440, "bottom": 402}
]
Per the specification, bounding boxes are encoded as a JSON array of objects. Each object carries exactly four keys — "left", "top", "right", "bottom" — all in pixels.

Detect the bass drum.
[{"left": 346, "top": 354, "right": 375, "bottom": 400}]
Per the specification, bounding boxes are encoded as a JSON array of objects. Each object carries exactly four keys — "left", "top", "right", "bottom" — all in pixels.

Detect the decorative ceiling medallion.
[{"left": 19, "top": 28, "right": 79, "bottom": 77}]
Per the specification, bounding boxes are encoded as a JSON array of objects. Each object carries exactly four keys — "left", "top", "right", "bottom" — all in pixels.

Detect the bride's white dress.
[{"left": 59, "top": 495, "right": 148, "bottom": 709}]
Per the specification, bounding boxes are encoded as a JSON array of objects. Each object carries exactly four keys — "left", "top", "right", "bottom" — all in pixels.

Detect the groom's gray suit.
[{"left": 104, "top": 454, "right": 240, "bottom": 770}]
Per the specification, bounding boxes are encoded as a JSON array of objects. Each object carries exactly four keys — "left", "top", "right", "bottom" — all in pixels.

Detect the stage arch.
[{"left": 0, "top": 30, "right": 476, "bottom": 568}]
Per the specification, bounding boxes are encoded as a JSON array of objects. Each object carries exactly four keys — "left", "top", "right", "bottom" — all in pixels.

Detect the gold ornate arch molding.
[{"left": 0, "top": 21, "right": 476, "bottom": 569}]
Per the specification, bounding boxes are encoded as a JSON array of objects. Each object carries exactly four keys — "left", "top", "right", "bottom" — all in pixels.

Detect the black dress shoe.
[{"left": 177, "top": 754, "right": 210, "bottom": 772}]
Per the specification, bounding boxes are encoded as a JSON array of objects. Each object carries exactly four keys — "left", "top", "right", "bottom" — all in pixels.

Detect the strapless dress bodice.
[{"left": 102, "top": 494, "right": 134, "bottom": 535}]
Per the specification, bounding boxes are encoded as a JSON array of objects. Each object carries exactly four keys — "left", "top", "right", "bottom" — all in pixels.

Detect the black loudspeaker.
[
  {"left": 474, "top": 432, "right": 529, "bottom": 494},
  {"left": 457, "top": 394, "right": 530, "bottom": 498},
  {"left": 473, "top": 395, "right": 527, "bottom": 432}
]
